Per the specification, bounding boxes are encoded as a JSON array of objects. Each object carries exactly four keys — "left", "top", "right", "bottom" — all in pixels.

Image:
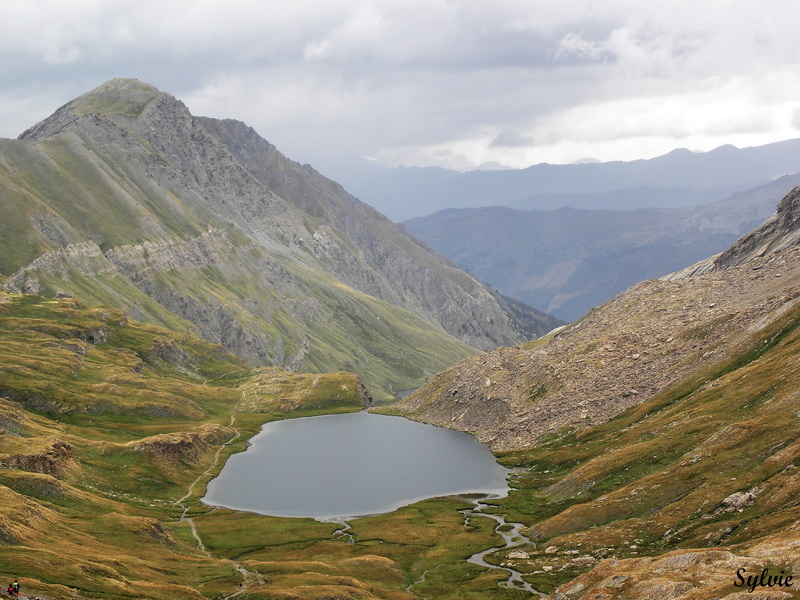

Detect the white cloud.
[
  {"left": 556, "top": 32, "right": 610, "bottom": 62},
  {"left": 491, "top": 131, "right": 535, "bottom": 148},
  {"left": 303, "top": 40, "right": 332, "bottom": 61},
  {"left": 2, "top": 0, "right": 800, "bottom": 171}
]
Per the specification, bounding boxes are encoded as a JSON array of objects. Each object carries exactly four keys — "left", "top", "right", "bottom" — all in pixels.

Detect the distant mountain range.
[
  {"left": 405, "top": 174, "right": 800, "bottom": 321},
  {"left": 0, "top": 78, "right": 560, "bottom": 398},
  {"left": 336, "top": 139, "right": 800, "bottom": 221}
]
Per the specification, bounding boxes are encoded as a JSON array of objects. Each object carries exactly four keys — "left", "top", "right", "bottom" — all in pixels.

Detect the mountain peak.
[
  {"left": 72, "top": 78, "right": 164, "bottom": 118},
  {"left": 18, "top": 78, "right": 165, "bottom": 140}
]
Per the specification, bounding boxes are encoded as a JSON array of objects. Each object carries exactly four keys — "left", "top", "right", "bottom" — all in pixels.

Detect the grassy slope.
[
  {"left": 0, "top": 135, "right": 203, "bottom": 273},
  {"left": 11, "top": 243, "right": 475, "bottom": 400},
  {"left": 0, "top": 293, "right": 508, "bottom": 600},
  {"left": 472, "top": 299, "right": 800, "bottom": 594}
]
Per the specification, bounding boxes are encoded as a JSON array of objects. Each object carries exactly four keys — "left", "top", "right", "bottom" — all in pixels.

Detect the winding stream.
[
  {"left": 406, "top": 495, "right": 542, "bottom": 597},
  {"left": 461, "top": 496, "right": 541, "bottom": 595},
  {"left": 328, "top": 518, "right": 355, "bottom": 543}
]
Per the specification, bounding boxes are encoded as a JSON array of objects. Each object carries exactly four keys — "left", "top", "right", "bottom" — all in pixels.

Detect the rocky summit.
[{"left": 0, "top": 78, "right": 559, "bottom": 399}]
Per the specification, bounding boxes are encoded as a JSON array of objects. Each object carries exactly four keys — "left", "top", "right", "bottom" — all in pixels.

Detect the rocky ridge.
[{"left": 197, "top": 115, "right": 554, "bottom": 348}]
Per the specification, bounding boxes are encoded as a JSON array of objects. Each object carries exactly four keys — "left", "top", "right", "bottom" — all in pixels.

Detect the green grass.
[
  {"left": 73, "top": 80, "right": 162, "bottom": 118},
  {"left": 4, "top": 286, "right": 798, "bottom": 599},
  {"left": 0, "top": 292, "right": 540, "bottom": 599}
]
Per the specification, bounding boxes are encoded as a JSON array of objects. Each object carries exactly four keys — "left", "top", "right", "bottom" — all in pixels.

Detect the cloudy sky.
[{"left": 3, "top": 0, "right": 800, "bottom": 175}]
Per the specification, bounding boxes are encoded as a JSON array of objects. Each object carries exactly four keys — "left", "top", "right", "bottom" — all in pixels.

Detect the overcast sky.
[{"left": 3, "top": 0, "right": 800, "bottom": 175}]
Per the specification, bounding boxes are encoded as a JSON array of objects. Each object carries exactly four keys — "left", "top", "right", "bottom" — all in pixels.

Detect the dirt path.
[{"left": 173, "top": 391, "right": 264, "bottom": 597}]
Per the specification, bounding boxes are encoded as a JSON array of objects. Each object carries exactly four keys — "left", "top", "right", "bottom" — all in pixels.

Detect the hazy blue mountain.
[
  {"left": 504, "top": 184, "right": 745, "bottom": 212},
  {"left": 405, "top": 173, "right": 800, "bottom": 321},
  {"left": 337, "top": 140, "right": 800, "bottom": 221}
]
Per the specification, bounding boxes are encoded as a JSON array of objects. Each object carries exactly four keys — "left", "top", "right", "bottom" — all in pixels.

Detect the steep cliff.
[
  {"left": 0, "top": 78, "right": 558, "bottom": 398},
  {"left": 713, "top": 185, "right": 800, "bottom": 269}
]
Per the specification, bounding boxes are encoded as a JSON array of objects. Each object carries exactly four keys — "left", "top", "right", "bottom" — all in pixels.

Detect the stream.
[
  {"left": 406, "top": 495, "right": 542, "bottom": 598},
  {"left": 461, "top": 496, "right": 541, "bottom": 595},
  {"left": 328, "top": 518, "right": 355, "bottom": 543}
]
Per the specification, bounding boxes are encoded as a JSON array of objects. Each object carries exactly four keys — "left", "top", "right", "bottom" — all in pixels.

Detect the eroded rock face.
[
  {"left": 137, "top": 517, "right": 176, "bottom": 546},
  {"left": 125, "top": 424, "right": 235, "bottom": 465},
  {"left": 0, "top": 440, "right": 74, "bottom": 477},
  {"left": 666, "top": 186, "right": 800, "bottom": 281},
  {"left": 713, "top": 186, "right": 800, "bottom": 270}
]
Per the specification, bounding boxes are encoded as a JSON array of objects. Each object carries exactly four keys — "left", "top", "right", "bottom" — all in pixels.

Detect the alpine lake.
[{"left": 203, "top": 412, "right": 510, "bottom": 520}]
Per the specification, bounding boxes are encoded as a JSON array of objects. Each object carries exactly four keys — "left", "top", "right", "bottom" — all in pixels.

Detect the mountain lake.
[{"left": 203, "top": 412, "right": 509, "bottom": 519}]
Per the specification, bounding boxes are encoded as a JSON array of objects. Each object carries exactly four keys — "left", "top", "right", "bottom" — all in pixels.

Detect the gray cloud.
[
  {"left": 2, "top": 0, "right": 800, "bottom": 173},
  {"left": 490, "top": 131, "right": 535, "bottom": 148}
]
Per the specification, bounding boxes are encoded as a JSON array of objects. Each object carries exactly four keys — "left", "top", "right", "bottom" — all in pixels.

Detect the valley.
[
  {"left": 2, "top": 252, "right": 798, "bottom": 598},
  {"left": 1, "top": 78, "right": 799, "bottom": 600},
  {"left": 0, "top": 291, "right": 519, "bottom": 599}
]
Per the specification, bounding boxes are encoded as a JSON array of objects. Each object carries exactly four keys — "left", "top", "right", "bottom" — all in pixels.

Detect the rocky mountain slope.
[
  {"left": 393, "top": 186, "right": 800, "bottom": 448},
  {"left": 0, "top": 78, "right": 559, "bottom": 398},
  {"left": 670, "top": 185, "right": 800, "bottom": 276},
  {"left": 405, "top": 173, "right": 800, "bottom": 321},
  {"left": 387, "top": 186, "right": 800, "bottom": 597},
  {"left": 389, "top": 243, "right": 800, "bottom": 449}
]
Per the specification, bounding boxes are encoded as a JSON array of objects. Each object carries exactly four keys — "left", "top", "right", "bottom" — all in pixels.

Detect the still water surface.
[{"left": 203, "top": 412, "right": 509, "bottom": 519}]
